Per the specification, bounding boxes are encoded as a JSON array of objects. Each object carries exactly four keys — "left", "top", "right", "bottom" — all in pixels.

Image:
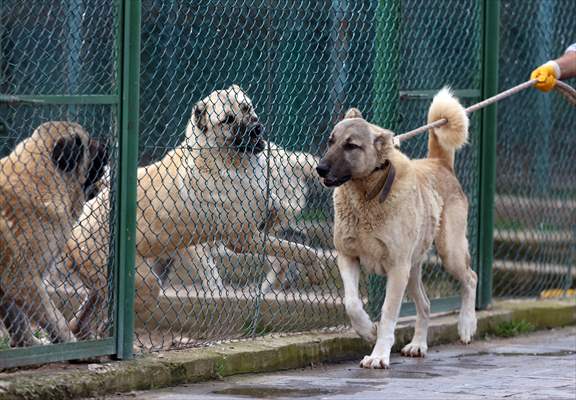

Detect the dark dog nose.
[
  {"left": 248, "top": 123, "right": 263, "bottom": 138},
  {"left": 316, "top": 162, "right": 330, "bottom": 178}
]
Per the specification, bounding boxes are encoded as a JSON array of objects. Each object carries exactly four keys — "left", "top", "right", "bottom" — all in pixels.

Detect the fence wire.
[
  {"left": 493, "top": 0, "right": 576, "bottom": 298},
  {"left": 129, "top": 0, "right": 484, "bottom": 351},
  {"left": 1, "top": 0, "right": 573, "bottom": 362},
  {"left": 0, "top": 1, "right": 117, "bottom": 354}
]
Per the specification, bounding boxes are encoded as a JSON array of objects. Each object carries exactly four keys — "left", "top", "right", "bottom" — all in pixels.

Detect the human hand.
[{"left": 530, "top": 61, "right": 560, "bottom": 92}]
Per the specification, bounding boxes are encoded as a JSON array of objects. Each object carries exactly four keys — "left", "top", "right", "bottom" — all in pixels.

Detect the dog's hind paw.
[
  {"left": 401, "top": 341, "right": 428, "bottom": 357},
  {"left": 360, "top": 355, "right": 390, "bottom": 369}
]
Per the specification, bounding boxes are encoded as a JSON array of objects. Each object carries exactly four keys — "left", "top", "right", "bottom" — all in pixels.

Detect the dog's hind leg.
[
  {"left": 5, "top": 275, "right": 76, "bottom": 343},
  {"left": 0, "top": 289, "right": 42, "bottom": 347},
  {"left": 401, "top": 262, "right": 431, "bottom": 357},
  {"left": 435, "top": 201, "right": 477, "bottom": 344}
]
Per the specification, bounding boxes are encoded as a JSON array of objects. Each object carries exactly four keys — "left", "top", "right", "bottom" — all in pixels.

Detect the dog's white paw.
[
  {"left": 401, "top": 341, "right": 428, "bottom": 357},
  {"left": 360, "top": 355, "right": 390, "bottom": 369},
  {"left": 459, "top": 313, "right": 477, "bottom": 344}
]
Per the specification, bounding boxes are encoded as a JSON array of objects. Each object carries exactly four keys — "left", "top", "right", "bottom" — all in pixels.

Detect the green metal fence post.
[
  {"left": 477, "top": 0, "right": 499, "bottom": 310},
  {"left": 367, "top": 0, "right": 400, "bottom": 319},
  {"left": 115, "top": 0, "right": 141, "bottom": 359}
]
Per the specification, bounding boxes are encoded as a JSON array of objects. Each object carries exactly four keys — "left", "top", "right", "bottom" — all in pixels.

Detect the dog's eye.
[
  {"left": 327, "top": 137, "right": 335, "bottom": 146},
  {"left": 344, "top": 142, "right": 361, "bottom": 151},
  {"left": 222, "top": 114, "right": 235, "bottom": 125},
  {"left": 240, "top": 104, "right": 251, "bottom": 113}
]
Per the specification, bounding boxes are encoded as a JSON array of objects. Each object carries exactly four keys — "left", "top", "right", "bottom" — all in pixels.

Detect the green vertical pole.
[
  {"left": 477, "top": 0, "right": 499, "bottom": 310},
  {"left": 367, "top": 0, "right": 400, "bottom": 319},
  {"left": 115, "top": 0, "right": 140, "bottom": 359}
]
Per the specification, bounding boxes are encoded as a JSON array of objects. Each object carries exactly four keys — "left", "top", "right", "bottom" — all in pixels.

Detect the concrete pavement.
[{"left": 107, "top": 326, "right": 576, "bottom": 400}]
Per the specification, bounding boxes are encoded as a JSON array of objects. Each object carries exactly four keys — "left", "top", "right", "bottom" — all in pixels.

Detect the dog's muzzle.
[
  {"left": 83, "top": 140, "right": 109, "bottom": 200},
  {"left": 316, "top": 160, "right": 351, "bottom": 187},
  {"left": 233, "top": 122, "right": 265, "bottom": 154}
]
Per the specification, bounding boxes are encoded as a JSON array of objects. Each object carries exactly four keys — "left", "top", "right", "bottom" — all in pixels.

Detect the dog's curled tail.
[{"left": 427, "top": 87, "right": 469, "bottom": 170}]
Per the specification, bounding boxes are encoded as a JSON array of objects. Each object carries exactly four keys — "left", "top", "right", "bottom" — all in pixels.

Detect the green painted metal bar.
[
  {"left": 399, "top": 89, "right": 481, "bottom": 100},
  {"left": 0, "top": 339, "right": 115, "bottom": 369},
  {"left": 114, "top": 0, "right": 140, "bottom": 360},
  {"left": 367, "top": 0, "right": 400, "bottom": 319},
  {"left": 477, "top": 0, "right": 499, "bottom": 310},
  {"left": 0, "top": 94, "right": 119, "bottom": 104}
]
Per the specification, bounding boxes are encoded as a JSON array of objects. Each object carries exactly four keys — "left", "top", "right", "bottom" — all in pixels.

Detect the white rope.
[{"left": 393, "top": 79, "right": 576, "bottom": 146}]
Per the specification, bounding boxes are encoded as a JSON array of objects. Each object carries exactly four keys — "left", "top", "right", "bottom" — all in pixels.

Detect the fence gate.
[{"left": 0, "top": 0, "right": 136, "bottom": 368}]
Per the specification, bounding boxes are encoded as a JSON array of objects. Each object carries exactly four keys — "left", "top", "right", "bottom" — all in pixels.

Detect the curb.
[{"left": 0, "top": 299, "right": 574, "bottom": 400}]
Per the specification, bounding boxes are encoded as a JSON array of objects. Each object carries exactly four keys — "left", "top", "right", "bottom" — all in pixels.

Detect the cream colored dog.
[
  {"left": 60, "top": 85, "right": 331, "bottom": 338},
  {"left": 316, "top": 88, "right": 477, "bottom": 369},
  {"left": 164, "top": 141, "right": 321, "bottom": 292}
]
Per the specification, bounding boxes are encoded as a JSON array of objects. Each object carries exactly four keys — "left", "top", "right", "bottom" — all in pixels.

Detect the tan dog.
[
  {"left": 61, "top": 85, "right": 332, "bottom": 338},
  {"left": 0, "top": 122, "right": 108, "bottom": 346},
  {"left": 316, "top": 88, "right": 477, "bottom": 369}
]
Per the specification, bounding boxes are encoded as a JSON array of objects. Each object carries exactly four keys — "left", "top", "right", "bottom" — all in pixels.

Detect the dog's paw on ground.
[
  {"left": 359, "top": 355, "right": 390, "bottom": 369},
  {"left": 458, "top": 313, "right": 477, "bottom": 344},
  {"left": 401, "top": 341, "right": 428, "bottom": 357}
]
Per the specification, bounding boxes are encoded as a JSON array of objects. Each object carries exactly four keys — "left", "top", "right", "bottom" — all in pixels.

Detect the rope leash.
[{"left": 393, "top": 79, "right": 576, "bottom": 146}]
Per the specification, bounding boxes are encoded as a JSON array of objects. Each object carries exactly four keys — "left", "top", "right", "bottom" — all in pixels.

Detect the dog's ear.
[
  {"left": 229, "top": 84, "right": 243, "bottom": 93},
  {"left": 192, "top": 101, "right": 207, "bottom": 131},
  {"left": 52, "top": 134, "right": 85, "bottom": 173},
  {"left": 344, "top": 108, "right": 363, "bottom": 119},
  {"left": 372, "top": 127, "right": 394, "bottom": 152}
]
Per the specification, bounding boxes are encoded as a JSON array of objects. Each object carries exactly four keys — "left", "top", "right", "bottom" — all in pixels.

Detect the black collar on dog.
[{"left": 365, "top": 160, "right": 396, "bottom": 203}]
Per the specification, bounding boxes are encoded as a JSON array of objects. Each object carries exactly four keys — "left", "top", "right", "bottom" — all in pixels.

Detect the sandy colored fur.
[{"left": 325, "top": 88, "right": 477, "bottom": 369}]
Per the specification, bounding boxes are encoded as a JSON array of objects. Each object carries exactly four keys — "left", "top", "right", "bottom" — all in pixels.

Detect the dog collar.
[{"left": 365, "top": 160, "right": 396, "bottom": 203}]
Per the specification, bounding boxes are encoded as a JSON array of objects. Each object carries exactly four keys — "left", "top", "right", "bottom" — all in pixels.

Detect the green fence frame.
[
  {"left": 114, "top": 0, "right": 140, "bottom": 361},
  {"left": 477, "top": 0, "right": 499, "bottom": 310},
  {"left": 0, "top": 0, "right": 138, "bottom": 368}
]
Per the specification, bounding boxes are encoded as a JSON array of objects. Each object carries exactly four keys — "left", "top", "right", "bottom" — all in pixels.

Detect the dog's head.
[
  {"left": 316, "top": 108, "right": 395, "bottom": 187},
  {"left": 191, "top": 84, "right": 265, "bottom": 154},
  {"left": 33, "top": 121, "right": 109, "bottom": 201}
]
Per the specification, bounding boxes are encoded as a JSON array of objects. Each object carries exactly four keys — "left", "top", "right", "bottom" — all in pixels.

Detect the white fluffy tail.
[{"left": 427, "top": 87, "right": 469, "bottom": 170}]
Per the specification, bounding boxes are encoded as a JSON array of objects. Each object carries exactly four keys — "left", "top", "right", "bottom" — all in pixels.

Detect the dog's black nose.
[
  {"left": 316, "top": 162, "right": 330, "bottom": 178},
  {"left": 250, "top": 123, "right": 263, "bottom": 137}
]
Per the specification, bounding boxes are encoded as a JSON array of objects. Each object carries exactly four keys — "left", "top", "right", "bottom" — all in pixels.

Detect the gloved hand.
[{"left": 530, "top": 61, "right": 560, "bottom": 92}]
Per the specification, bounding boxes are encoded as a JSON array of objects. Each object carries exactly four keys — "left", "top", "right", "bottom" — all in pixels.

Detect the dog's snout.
[
  {"left": 316, "top": 162, "right": 330, "bottom": 178},
  {"left": 250, "top": 123, "right": 263, "bottom": 138}
]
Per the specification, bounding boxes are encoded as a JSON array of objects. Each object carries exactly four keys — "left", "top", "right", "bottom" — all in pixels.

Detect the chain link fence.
[
  {"left": 0, "top": 0, "right": 574, "bottom": 366},
  {"left": 0, "top": 0, "right": 117, "bottom": 360},
  {"left": 493, "top": 0, "right": 576, "bottom": 298}
]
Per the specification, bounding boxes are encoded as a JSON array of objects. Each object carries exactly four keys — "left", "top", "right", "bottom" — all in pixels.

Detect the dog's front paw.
[
  {"left": 459, "top": 313, "right": 477, "bottom": 344},
  {"left": 401, "top": 341, "right": 428, "bottom": 357},
  {"left": 358, "top": 322, "right": 377, "bottom": 343},
  {"left": 360, "top": 355, "right": 390, "bottom": 369}
]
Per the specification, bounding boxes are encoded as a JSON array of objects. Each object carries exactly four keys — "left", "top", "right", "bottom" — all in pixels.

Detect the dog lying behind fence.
[
  {"left": 162, "top": 141, "right": 324, "bottom": 293},
  {"left": 0, "top": 122, "right": 108, "bottom": 346},
  {"left": 316, "top": 88, "right": 477, "bottom": 369},
  {"left": 58, "top": 85, "right": 334, "bottom": 339}
]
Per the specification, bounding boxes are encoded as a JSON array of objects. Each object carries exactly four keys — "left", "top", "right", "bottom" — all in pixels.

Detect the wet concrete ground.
[{"left": 107, "top": 327, "right": 576, "bottom": 400}]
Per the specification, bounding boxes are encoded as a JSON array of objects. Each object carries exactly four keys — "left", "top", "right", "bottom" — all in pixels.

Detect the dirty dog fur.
[
  {"left": 0, "top": 122, "right": 108, "bottom": 346},
  {"left": 316, "top": 88, "right": 477, "bottom": 369},
  {"left": 60, "top": 85, "right": 331, "bottom": 339}
]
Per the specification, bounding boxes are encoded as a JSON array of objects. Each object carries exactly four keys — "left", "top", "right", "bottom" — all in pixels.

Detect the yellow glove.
[{"left": 530, "top": 61, "right": 560, "bottom": 92}]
